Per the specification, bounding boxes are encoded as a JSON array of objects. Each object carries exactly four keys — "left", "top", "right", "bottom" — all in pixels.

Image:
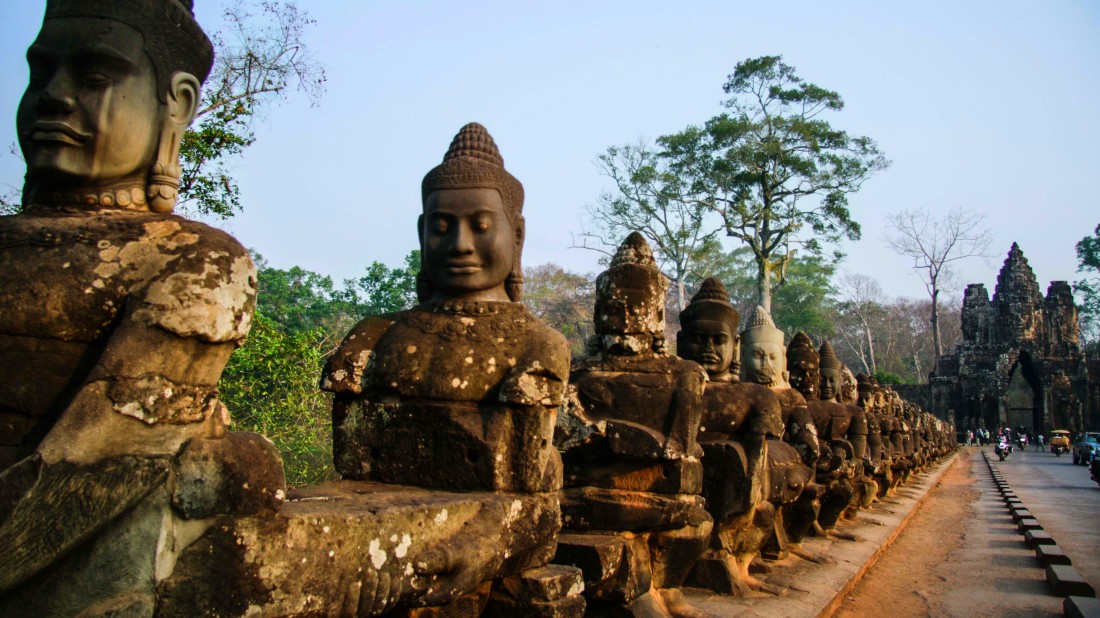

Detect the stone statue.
[
  {"left": 322, "top": 122, "right": 569, "bottom": 494},
  {"left": 787, "top": 333, "right": 856, "bottom": 533},
  {"left": 0, "top": 1, "right": 285, "bottom": 613},
  {"left": 820, "top": 343, "right": 877, "bottom": 511},
  {"left": 739, "top": 307, "right": 822, "bottom": 562},
  {"left": 555, "top": 233, "right": 711, "bottom": 617},
  {"left": 675, "top": 278, "right": 785, "bottom": 596}
]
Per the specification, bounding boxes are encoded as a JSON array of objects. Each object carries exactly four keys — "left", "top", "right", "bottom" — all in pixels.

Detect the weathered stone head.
[
  {"left": 856, "top": 373, "right": 875, "bottom": 411},
  {"left": 786, "top": 332, "right": 819, "bottom": 401},
  {"left": 18, "top": 0, "right": 213, "bottom": 213},
  {"left": 592, "top": 232, "right": 668, "bottom": 355},
  {"left": 819, "top": 341, "right": 843, "bottom": 403},
  {"left": 677, "top": 277, "right": 740, "bottom": 382},
  {"left": 418, "top": 122, "right": 525, "bottom": 303},
  {"left": 839, "top": 365, "right": 859, "bottom": 405},
  {"left": 740, "top": 305, "right": 788, "bottom": 388}
]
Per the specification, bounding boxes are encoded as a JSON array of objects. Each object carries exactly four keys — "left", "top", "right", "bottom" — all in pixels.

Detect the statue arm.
[
  {"left": 35, "top": 309, "right": 238, "bottom": 466},
  {"left": 37, "top": 242, "right": 257, "bottom": 465}
]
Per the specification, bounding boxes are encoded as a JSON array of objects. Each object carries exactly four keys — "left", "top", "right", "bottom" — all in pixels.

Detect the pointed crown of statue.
[
  {"left": 421, "top": 122, "right": 524, "bottom": 228},
  {"left": 786, "top": 331, "right": 818, "bottom": 368},
  {"left": 43, "top": 0, "right": 215, "bottom": 99},
  {"left": 856, "top": 372, "right": 875, "bottom": 396},
  {"left": 598, "top": 231, "right": 668, "bottom": 292},
  {"left": 741, "top": 305, "right": 784, "bottom": 346},
  {"left": 819, "top": 341, "right": 843, "bottom": 372},
  {"left": 679, "top": 276, "right": 739, "bottom": 329}
]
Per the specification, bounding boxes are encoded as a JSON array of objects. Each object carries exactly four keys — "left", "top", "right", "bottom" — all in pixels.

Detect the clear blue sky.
[{"left": 2, "top": 0, "right": 1098, "bottom": 303}]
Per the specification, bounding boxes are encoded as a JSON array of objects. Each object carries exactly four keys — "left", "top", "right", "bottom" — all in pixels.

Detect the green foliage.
[
  {"left": 337, "top": 250, "right": 421, "bottom": 320},
  {"left": 660, "top": 55, "right": 889, "bottom": 309},
  {"left": 178, "top": 102, "right": 255, "bottom": 218},
  {"left": 1075, "top": 223, "right": 1100, "bottom": 348},
  {"left": 690, "top": 245, "right": 838, "bottom": 338},
  {"left": 220, "top": 314, "right": 335, "bottom": 486},
  {"left": 220, "top": 251, "right": 419, "bottom": 485},
  {"left": 873, "top": 371, "right": 906, "bottom": 385},
  {"left": 178, "top": 1, "right": 326, "bottom": 218}
]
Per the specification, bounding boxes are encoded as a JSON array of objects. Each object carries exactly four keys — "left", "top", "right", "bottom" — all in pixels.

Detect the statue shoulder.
[
  {"left": 320, "top": 312, "right": 401, "bottom": 395},
  {"left": 128, "top": 215, "right": 256, "bottom": 343},
  {"left": 497, "top": 306, "right": 572, "bottom": 406}
]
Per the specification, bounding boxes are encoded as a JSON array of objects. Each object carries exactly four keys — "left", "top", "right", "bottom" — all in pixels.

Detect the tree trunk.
[
  {"left": 757, "top": 262, "right": 772, "bottom": 313},
  {"left": 931, "top": 286, "right": 942, "bottom": 371}
]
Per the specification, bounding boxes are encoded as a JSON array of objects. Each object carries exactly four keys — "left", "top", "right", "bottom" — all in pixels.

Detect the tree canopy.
[
  {"left": 178, "top": 0, "right": 327, "bottom": 218},
  {"left": 1075, "top": 223, "right": 1100, "bottom": 349},
  {"left": 582, "top": 56, "right": 889, "bottom": 313}
]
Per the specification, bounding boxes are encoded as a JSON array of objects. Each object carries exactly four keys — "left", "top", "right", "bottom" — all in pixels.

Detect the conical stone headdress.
[
  {"left": 594, "top": 232, "right": 668, "bottom": 337},
  {"left": 421, "top": 122, "right": 524, "bottom": 227},
  {"left": 679, "top": 277, "right": 739, "bottom": 329},
  {"left": 819, "top": 341, "right": 843, "bottom": 372},
  {"left": 741, "top": 305, "right": 784, "bottom": 346}
]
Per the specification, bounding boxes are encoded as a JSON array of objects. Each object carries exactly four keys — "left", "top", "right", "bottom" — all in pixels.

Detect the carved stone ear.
[
  {"left": 514, "top": 214, "right": 525, "bottom": 247},
  {"left": 168, "top": 72, "right": 201, "bottom": 127},
  {"left": 148, "top": 72, "right": 201, "bottom": 213}
]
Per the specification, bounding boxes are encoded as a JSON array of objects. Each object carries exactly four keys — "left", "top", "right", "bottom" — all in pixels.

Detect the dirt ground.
[{"left": 835, "top": 448, "right": 1061, "bottom": 617}]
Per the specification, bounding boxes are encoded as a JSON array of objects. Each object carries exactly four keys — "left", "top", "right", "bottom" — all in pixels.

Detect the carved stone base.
[{"left": 156, "top": 481, "right": 560, "bottom": 616}]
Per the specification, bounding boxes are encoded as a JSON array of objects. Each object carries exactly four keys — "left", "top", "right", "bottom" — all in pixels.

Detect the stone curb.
[
  {"left": 684, "top": 452, "right": 960, "bottom": 617},
  {"left": 982, "top": 451, "right": 1099, "bottom": 603}
]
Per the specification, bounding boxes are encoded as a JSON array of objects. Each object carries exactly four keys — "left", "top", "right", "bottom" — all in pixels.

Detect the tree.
[
  {"left": 690, "top": 244, "right": 838, "bottom": 338},
  {"left": 662, "top": 55, "right": 889, "bottom": 312},
  {"left": 337, "top": 250, "right": 421, "bottom": 321},
  {"left": 0, "top": 144, "right": 21, "bottom": 215},
  {"left": 1074, "top": 223, "right": 1100, "bottom": 349},
  {"left": 579, "top": 139, "right": 721, "bottom": 311},
  {"left": 834, "top": 273, "right": 889, "bottom": 374},
  {"left": 220, "top": 314, "right": 334, "bottom": 486},
  {"left": 178, "top": 0, "right": 326, "bottom": 218},
  {"left": 885, "top": 207, "right": 991, "bottom": 364},
  {"left": 522, "top": 264, "right": 595, "bottom": 355}
]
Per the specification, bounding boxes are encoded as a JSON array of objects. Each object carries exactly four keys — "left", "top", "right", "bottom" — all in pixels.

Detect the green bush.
[{"left": 219, "top": 314, "right": 337, "bottom": 486}]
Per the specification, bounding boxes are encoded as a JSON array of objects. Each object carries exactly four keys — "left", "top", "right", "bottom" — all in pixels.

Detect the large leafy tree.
[
  {"left": 178, "top": 0, "right": 326, "bottom": 218},
  {"left": 580, "top": 139, "right": 721, "bottom": 311},
  {"left": 1075, "top": 223, "right": 1100, "bottom": 349},
  {"left": 667, "top": 55, "right": 889, "bottom": 311},
  {"left": 690, "top": 244, "right": 838, "bottom": 338}
]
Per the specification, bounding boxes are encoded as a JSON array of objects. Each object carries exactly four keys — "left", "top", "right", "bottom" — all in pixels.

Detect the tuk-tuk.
[{"left": 1049, "top": 430, "right": 1071, "bottom": 456}]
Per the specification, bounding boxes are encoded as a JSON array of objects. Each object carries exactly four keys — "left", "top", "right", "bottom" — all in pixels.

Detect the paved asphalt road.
[{"left": 988, "top": 445, "right": 1100, "bottom": 588}]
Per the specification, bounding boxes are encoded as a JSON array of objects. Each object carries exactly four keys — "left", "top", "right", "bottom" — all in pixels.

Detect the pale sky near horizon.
[{"left": 2, "top": 0, "right": 1098, "bottom": 306}]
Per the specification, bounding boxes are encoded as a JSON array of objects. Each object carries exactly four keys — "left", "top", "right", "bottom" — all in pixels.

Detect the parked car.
[
  {"left": 1072, "top": 432, "right": 1100, "bottom": 465},
  {"left": 1049, "top": 430, "right": 1071, "bottom": 456}
]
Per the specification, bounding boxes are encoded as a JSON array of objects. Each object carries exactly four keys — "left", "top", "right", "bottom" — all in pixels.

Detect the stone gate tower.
[{"left": 930, "top": 243, "right": 1092, "bottom": 432}]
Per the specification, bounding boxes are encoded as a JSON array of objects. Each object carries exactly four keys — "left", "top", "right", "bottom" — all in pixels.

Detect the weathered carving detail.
[{"left": 555, "top": 234, "right": 712, "bottom": 616}]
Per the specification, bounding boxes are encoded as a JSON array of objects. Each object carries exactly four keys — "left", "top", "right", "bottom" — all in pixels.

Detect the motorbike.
[{"left": 995, "top": 440, "right": 1012, "bottom": 461}]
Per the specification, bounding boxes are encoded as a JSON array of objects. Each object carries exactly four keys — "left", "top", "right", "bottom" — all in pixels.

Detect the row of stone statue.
[{"left": 0, "top": 1, "right": 954, "bottom": 614}]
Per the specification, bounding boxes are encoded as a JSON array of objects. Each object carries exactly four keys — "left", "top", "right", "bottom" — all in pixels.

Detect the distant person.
[{"left": 1036, "top": 433, "right": 1044, "bottom": 451}]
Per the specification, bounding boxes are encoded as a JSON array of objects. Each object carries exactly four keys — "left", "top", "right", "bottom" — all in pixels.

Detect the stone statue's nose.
[{"left": 37, "top": 74, "right": 76, "bottom": 116}]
